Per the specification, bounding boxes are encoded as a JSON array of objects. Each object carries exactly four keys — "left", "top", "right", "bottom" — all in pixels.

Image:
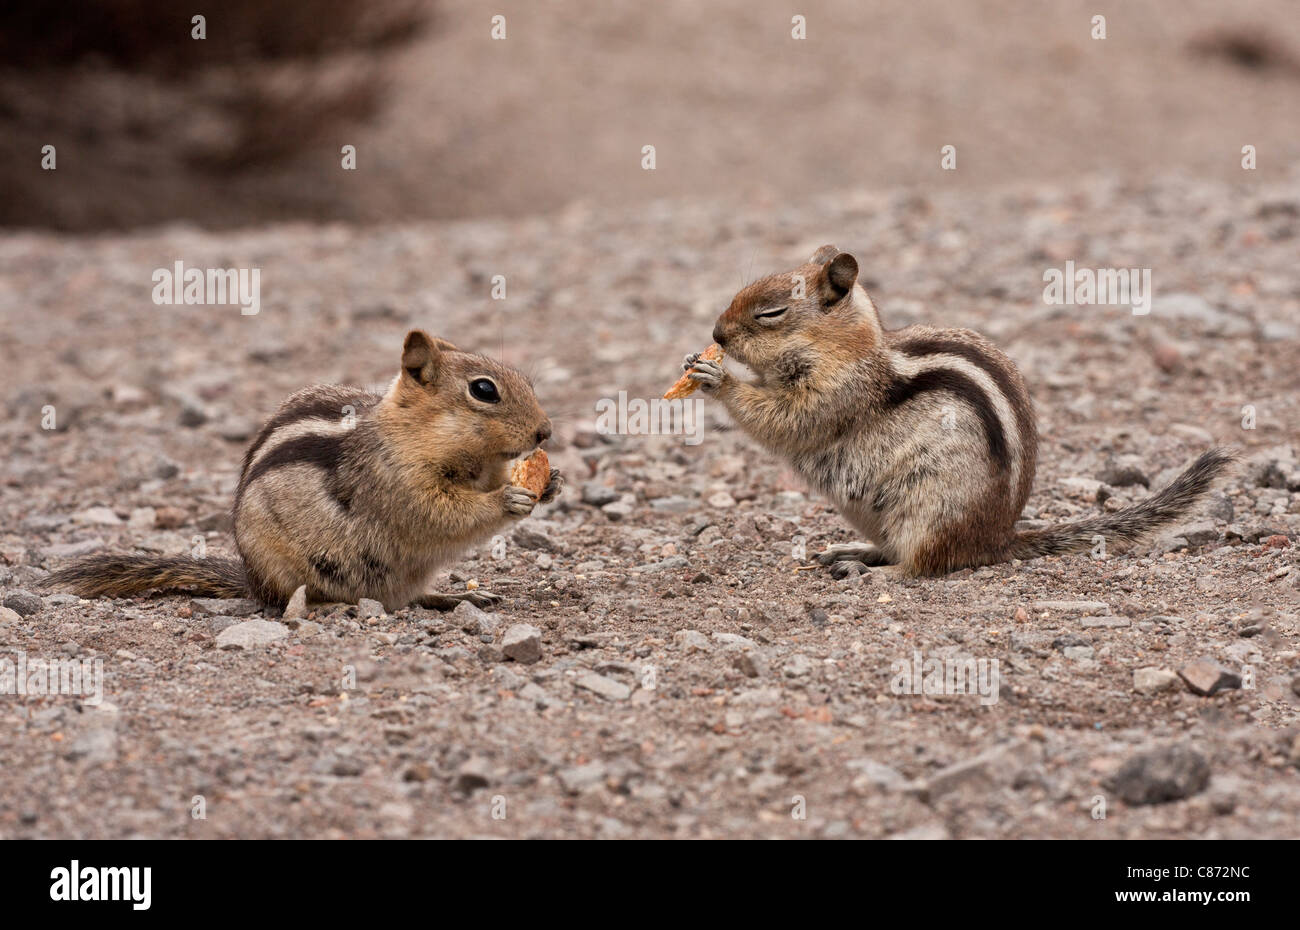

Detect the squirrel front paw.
[
  {"left": 685, "top": 358, "right": 725, "bottom": 393},
  {"left": 503, "top": 484, "right": 537, "bottom": 518},
  {"left": 538, "top": 467, "right": 564, "bottom": 504}
]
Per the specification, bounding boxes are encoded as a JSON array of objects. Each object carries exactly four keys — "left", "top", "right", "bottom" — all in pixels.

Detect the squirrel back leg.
[{"left": 816, "top": 542, "right": 893, "bottom": 568}]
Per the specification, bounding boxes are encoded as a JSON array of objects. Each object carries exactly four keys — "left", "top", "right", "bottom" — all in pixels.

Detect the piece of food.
[
  {"left": 664, "top": 343, "right": 724, "bottom": 400},
  {"left": 510, "top": 448, "right": 550, "bottom": 499}
]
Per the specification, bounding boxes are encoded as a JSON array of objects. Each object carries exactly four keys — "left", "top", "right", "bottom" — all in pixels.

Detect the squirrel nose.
[
  {"left": 712, "top": 324, "right": 727, "bottom": 347},
  {"left": 535, "top": 421, "right": 552, "bottom": 447}
]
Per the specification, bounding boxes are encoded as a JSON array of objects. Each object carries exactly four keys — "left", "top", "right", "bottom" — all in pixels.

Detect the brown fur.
[
  {"left": 701, "top": 246, "right": 1234, "bottom": 576},
  {"left": 46, "top": 330, "right": 561, "bottom": 610}
]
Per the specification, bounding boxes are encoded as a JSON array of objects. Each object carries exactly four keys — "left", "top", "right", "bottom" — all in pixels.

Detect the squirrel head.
[
  {"left": 711, "top": 245, "right": 881, "bottom": 377},
  {"left": 385, "top": 330, "right": 551, "bottom": 474}
]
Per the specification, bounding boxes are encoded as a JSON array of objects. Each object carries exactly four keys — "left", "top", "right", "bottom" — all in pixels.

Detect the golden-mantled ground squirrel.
[
  {"left": 47, "top": 330, "right": 562, "bottom": 610},
  {"left": 684, "top": 245, "right": 1234, "bottom": 577}
]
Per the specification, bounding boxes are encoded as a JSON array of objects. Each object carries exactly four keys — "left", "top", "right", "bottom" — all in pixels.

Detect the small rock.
[
  {"left": 732, "top": 651, "right": 767, "bottom": 678},
  {"left": 574, "top": 671, "right": 631, "bottom": 701},
  {"left": 154, "top": 506, "right": 187, "bottom": 528},
  {"left": 281, "top": 586, "right": 309, "bottom": 622},
  {"left": 502, "top": 623, "right": 543, "bottom": 663},
  {"left": 178, "top": 398, "right": 209, "bottom": 427},
  {"left": 557, "top": 762, "right": 607, "bottom": 794},
  {"left": 1059, "top": 477, "right": 1104, "bottom": 501},
  {"left": 2, "top": 591, "right": 43, "bottom": 617},
  {"left": 713, "top": 632, "right": 757, "bottom": 649},
  {"left": 707, "top": 491, "right": 736, "bottom": 508},
  {"left": 580, "top": 482, "right": 620, "bottom": 507},
  {"left": 62, "top": 728, "right": 118, "bottom": 764},
  {"left": 357, "top": 598, "right": 385, "bottom": 619},
  {"left": 782, "top": 654, "right": 816, "bottom": 678},
  {"left": 455, "top": 758, "right": 492, "bottom": 793},
  {"left": 1180, "top": 521, "right": 1219, "bottom": 547},
  {"left": 1133, "top": 667, "right": 1180, "bottom": 694},
  {"left": 77, "top": 506, "right": 121, "bottom": 526},
  {"left": 673, "top": 629, "right": 711, "bottom": 652},
  {"left": 513, "top": 526, "right": 556, "bottom": 552},
  {"left": 1108, "top": 745, "right": 1211, "bottom": 805},
  {"left": 216, "top": 619, "right": 290, "bottom": 650},
  {"left": 1033, "top": 600, "right": 1109, "bottom": 615},
  {"left": 452, "top": 599, "right": 489, "bottom": 633},
  {"left": 43, "top": 539, "right": 104, "bottom": 559},
  {"left": 191, "top": 597, "right": 260, "bottom": 617},
  {"left": 601, "top": 500, "right": 634, "bottom": 521},
  {"left": 1178, "top": 658, "right": 1242, "bottom": 696},
  {"left": 1097, "top": 462, "right": 1150, "bottom": 488}
]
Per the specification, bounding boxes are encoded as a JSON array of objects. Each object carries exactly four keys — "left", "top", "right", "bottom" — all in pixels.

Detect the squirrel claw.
[
  {"left": 504, "top": 484, "right": 537, "bottom": 517},
  {"left": 538, "top": 468, "right": 564, "bottom": 504},
  {"left": 686, "top": 359, "right": 724, "bottom": 392}
]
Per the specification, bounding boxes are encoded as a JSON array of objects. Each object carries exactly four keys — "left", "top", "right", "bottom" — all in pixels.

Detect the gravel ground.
[{"left": 2, "top": 168, "right": 1299, "bottom": 838}]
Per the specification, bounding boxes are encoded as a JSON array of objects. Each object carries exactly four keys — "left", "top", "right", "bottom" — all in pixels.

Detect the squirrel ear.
[
  {"left": 810, "top": 244, "right": 839, "bottom": 264},
  {"left": 822, "top": 252, "right": 859, "bottom": 302},
  {"left": 401, "top": 330, "right": 446, "bottom": 385}
]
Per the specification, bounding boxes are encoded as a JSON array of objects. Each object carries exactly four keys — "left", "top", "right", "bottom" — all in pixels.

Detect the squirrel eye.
[
  {"left": 755, "top": 306, "right": 788, "bottom": 320},
  {"left": 469, "top": 378, "right": 500, "bottom": 403}
]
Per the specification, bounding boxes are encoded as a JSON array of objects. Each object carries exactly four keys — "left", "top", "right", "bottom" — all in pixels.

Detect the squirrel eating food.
[
  {"left": 47, "top": 330, "right": 563, "bottom": 611},
  {"left": 681, "top": 245, "right": 1235, "bottom": 577}
]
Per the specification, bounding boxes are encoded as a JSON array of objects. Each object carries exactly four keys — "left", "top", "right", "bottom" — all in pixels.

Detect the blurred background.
[{"left": 3, "top": 0, "right": 1298, "bottom": 231}]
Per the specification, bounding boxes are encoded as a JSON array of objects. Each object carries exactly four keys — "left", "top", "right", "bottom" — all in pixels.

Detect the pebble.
[
  {"left": 281, "top": 586, "right": 309, "bottom": 622},
  {"left": 357, "top": 598, "right": 385, "bottom": 619},
  {"left": 1133, "top": 667, "right": 1180, "bottom": 694},
  {"left": 1059, "top": 477, "right": 1104, "bottom": 501},
  {"left": 62, "top": 728, "right": 118, "bottom": 764},
  {"left": 574, "top": 671, "right": 631, "bottom": 701},
  {"left": 707, "top": 491, "right": 736, "bottom": 508},
  {"left": 557, "top": 762, "right": 607, "bottom": 794},
  {"left": 782, "top": 654, "right": 815, "bottom": 678},
  {"left": 1177, "top": 658, "right": 1242, "bottom": 696},
  {"left": 216, "top": 619, "right": 290, "bottom": 650},
  {"left": 580, "top": 482, "right": 620, "bottom": 507},
  {"left": 42, "top": 539, "right": 104, "bottom": 559},
  {"left": 1033, "top": 600, "right": 1109, "bottom": 615},
  {"left": 1179, "top": 521, "right": 1219, "bottom": 547},
  {"left": 601, "top": 500, "right": 634, "bottom": 520},
  {"left": 713, "top": 632, "right": 757, "bottom": 649},
  {"left": 1080, "top": 616, "right": 1129, "bottom": 628},
  {"left": 2, "top": 591, "right": 43, "bottom": 617},
  {"left": 732, "top": 651, "right": 767, "bottom": 678},
  {"left": 1108, "top": 745, "right": 1211, "bottom": 805},
  {"left": 191, "top": 597, "right": 261, "bottom": 617},
  {"left": 673, "top": 630, "right": 711, "bottom": 652},
  {"left": 77, "top": 506, "right": 121, "bottom": 526},
  {"left": 502, "top": 623, "right": 543, "bottom": 664},
  {"left": 453, "top": 599, "right": 490, "bottom": 633}
]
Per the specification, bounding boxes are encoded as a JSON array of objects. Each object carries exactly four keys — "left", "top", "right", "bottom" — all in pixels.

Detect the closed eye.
[{"left": 754, "top": 306, "right": 788, "bottom": 320}]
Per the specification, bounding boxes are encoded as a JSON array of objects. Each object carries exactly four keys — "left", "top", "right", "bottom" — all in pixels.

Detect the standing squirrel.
[
  {"left": 682, "top": 245, "right": 1235, "bottom": 577},
  {"left": 46, "top": 330, "right": 562, "bottom": 610}
]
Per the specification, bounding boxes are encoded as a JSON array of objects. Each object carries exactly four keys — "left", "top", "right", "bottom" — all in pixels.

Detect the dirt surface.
[
  {"left": 8, "top": 0, "right": 1300, "bottom": 229},
  {"left": 2, "top": 166, "right": 1300, "bottom": 839}
]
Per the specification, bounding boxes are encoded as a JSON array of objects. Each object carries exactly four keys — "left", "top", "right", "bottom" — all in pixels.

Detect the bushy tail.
[
  {"left": 44, "top": 554, "right": 248, "bottom": 599},
  {"left": 1009, "top": 448, "right": 1237, "bottom": 560}
]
